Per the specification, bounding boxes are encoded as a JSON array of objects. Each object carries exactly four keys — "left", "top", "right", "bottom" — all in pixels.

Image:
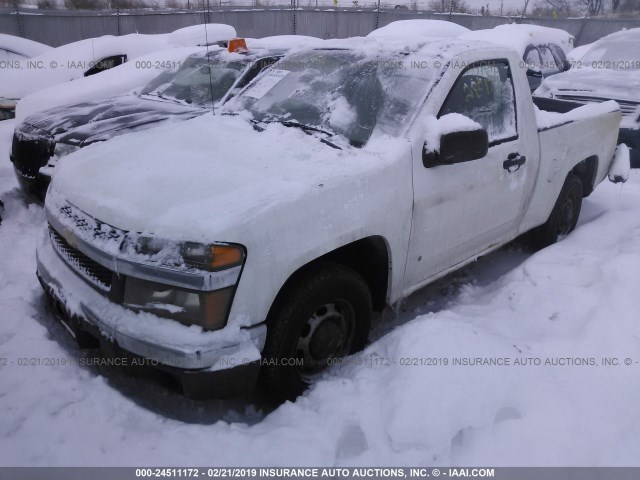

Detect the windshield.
[
  {"left": 580, "top": 38, "right": 640, "bottom": 71},
  {"left": 228, "top": 49, "right": 438, "bottom": 147},
  {"left": 141, "top": 52, "right": 247, "bottom": 106}
]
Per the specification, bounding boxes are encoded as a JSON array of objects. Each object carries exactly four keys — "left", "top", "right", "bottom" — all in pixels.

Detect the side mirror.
[
  {"left": 423, "top": 128, "right": 489, "bottom": 168},
  {"left": 563, "top": 59, "right": 572, "bottom": 71}
]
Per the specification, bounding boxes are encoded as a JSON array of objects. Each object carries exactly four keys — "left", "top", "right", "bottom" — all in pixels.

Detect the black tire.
[
  {"left": 260, "top": 262, "right": 372, "bottom": 401},
  {"left": 531, "top": 174, "right": 583, "bottom": 249}
]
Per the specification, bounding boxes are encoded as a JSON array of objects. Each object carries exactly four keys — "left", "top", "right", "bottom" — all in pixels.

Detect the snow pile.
[
  {"left": 0, "top": 33, "right": 52, "bottom": 59},
  {"left": 460, "top": 24, "right": 574, "bottom": 56},
  {"left": 608, "top": 144, "right": 631, "bottom": 183},
  {"left": 366, "top": 20, "right": 469, "bottom": 39}
]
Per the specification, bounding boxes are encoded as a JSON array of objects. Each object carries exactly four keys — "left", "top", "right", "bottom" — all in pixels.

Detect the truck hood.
[
  {"left": 23, "top": 95, "right": 206, "bottom": 146},
  {"left": 49, "top": 115, "right": 404, "bottom": 241},
  {"left": 538, "top": 68, "right": 640, "bottom": 103}
]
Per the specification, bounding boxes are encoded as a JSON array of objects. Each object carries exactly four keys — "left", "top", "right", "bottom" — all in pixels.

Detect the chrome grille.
[
  {"left": 555, "top": 94, "right": 639, "bottom": 117},
  {"left": 49, "top": 226, "right": 113, "bottom": 291}
]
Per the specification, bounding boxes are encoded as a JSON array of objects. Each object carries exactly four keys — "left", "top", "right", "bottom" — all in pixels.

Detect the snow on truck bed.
[
  {"left": 534, "top": 99, "right": 620, "bottom": 130},
  {"left": 1, "top": 106, "right": 640, "bottom": 465}
]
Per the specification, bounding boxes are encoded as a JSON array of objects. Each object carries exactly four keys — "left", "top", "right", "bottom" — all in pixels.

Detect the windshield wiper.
[{"left": 251, "top": 119, "right": 342, "bottom": 150}]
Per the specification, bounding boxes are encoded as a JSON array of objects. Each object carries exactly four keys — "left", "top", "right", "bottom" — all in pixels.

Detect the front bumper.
[
  {"left": 36, "top": 227, "right": 266, "bottom": 397},
  {"left": 619, "top": 127, "right": 640, "bottom": 168},
  {"left": 13, "top": 165, "right": 50, "bottom": 202}
]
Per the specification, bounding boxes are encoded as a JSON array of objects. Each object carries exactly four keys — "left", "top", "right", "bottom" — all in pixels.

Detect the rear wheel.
[
  {"left": 260, "top": 262, "right": 372, "bottom": 401},
  {"left": 531, "top": 174, "right": 583, "bottom": 248}
]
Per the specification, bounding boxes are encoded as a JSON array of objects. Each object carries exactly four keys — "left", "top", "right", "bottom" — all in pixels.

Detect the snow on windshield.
[
  {"left": 141, "top": 51, "right": 247, "bottom": 106},
  {"left": 580, "top": 38, "right": 640, "bottom": 70},
  {"left": 229, "top": 49, "right": 439, "bottom": 147}
]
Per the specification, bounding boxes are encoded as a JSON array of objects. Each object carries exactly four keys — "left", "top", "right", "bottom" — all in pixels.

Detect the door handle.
[{"left": 503, "top": 153, "right": 526, "bottom": 172}]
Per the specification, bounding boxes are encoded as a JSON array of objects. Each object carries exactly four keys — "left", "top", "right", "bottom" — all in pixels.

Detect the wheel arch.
[
  {"left": 571, "top": 155, "right": 598, "bottom": 197},
  {"left": 266, "top": 236, "right": 392, "bottom": 324}
]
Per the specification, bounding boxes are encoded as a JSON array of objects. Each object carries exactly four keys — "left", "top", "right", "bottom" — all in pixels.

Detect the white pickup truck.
[{"left": 36, "top": 37, "right": 626, "bottom": 400}]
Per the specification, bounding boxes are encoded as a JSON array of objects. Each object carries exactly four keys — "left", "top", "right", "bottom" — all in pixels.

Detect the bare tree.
[{"left": 427, "top": 0, "right": 468, "bottom": 13}]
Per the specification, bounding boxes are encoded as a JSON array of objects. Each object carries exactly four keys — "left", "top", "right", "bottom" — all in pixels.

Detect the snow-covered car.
[
  {"left": 0, "top": 33, "right": 51, "bottom": 61},
  {"left": 366, "top": 19, "right": 469, "bottom": 39},
  {"left": 460, "top": 24, "right": 574, "bottom": 91},
  {"left": 534, "top": 28, "right": 640, "bottom": 168},
  {"left": 11, "top": 36, "right": 322, "bottom": 201},
  {"left": 36, "top": 37, "right": 626, "bottom": 400},
  {"left": 0, "top": 24, "right": 236, "bottom": 120}
]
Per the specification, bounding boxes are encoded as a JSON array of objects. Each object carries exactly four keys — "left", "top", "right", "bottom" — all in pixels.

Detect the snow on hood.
[
  {"left": 460, "top": 24, "right": 574, "bottom": 56},
  {"left": 536, "top": 67, "right": 640, "bottom": 104},
  {"left": 19, "top": 94, "right": 205, "bottom": 146},
  {"left": 49, "top": 114, "right": 403, "bottom": 240},
  {"left": 0, "top": 33, "right": 52, "bottom": 58},
  {"left": 15, "top": 46, "right": 206, "bottom": 122},
  {"left": 167, "top": 24, "right": 237, "bottom": 48},
  {"left": 366, "top": 20, "right": 470, "bottom": 40}
]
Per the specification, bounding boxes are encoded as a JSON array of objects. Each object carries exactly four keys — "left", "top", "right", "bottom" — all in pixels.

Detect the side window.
[
  {"left": 538, "top": 46, "right": 561, "bottom": 75},
  {"left": 84, "top": 54, "right": 127, "bottom": 77},
  {"left": 439, "top": 60, "right": 517, "bottom": 144},
  {"left": 524, "top": 47, "right": 542, "bottom": 71},
  {"left": 549, "top": 44, "right": 568, "bottom": 71}
]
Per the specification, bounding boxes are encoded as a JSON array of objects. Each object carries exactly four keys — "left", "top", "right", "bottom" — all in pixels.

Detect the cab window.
[{"left": 439, "top": 60, "right": 517, "bottom": 144}]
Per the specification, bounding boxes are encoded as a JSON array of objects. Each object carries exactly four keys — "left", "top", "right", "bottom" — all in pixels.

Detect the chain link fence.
[{"left": 1, "top": 2, "right": 639, "bottom": 46}]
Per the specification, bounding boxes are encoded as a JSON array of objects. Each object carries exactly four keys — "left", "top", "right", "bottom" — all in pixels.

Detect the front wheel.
[
  {"left": 260, "top": 262, "right": 372, "bottom": 401},
  {"left": 531, "top": 173, "right": 583, "bottom": 249}
]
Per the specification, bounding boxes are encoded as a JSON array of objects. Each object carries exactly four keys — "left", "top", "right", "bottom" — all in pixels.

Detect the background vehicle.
[
  {"left": 0, "top": 24, "right": 236, "bottom": 120},
  {"left": 36, "top": 38, "right": 624, "bottom": 401},
  {"left": 10, "top": 36, "right": 322, "bottom": 201},
  {"left": 0, "top": 34, "right": 51, "bottom": 61},
  {"left": 534, "top": 28, "right": 640, "bottom": 168},
  {"left": 460, "top": 24, "right": 574, "bottom": 91}
]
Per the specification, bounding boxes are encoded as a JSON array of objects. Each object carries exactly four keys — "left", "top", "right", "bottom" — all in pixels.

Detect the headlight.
[
  {"left": 124, "top": 277, "right": 234, "bottom": 330},
  {"left": 53, "top": 142, "right": 81, "bottom": 160},
  {"left": 124, "top": 235, "right": 245, "bottom": 272},
  {"left": 121, "top": 235, "right": 246, "bottom": 330},
  {"left": 0, "top": 99, "right": 17, "bottom": 120}
]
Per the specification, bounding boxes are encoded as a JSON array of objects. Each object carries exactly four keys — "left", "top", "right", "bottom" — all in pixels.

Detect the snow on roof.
[
  {"left": 598, "top": 27, "right": 640, "bottom": 43},
  {"left": 167, "top": 24, "right": 237, "bottom": 47},
  {"left": 460, "top": 24, "right": 574, "bottom": 57},
  {"left": 247, "top": 35, "right": 325, "bottom": 51},
  {"left": 366, "top": 20, "right": 470, "bottom": 40},
  {"left": 0, "top": 33, "right": 52, "bottom": 58}
]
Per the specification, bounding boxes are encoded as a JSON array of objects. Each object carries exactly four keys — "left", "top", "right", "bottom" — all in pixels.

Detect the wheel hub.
[{"left": 296, "top": 301, "right": 354, "bottom": 378}]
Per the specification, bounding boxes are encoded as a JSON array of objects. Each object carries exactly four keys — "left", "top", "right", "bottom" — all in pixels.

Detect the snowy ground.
[{"left": 0, "top": 116, "right": 639, "bottom": 466}]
